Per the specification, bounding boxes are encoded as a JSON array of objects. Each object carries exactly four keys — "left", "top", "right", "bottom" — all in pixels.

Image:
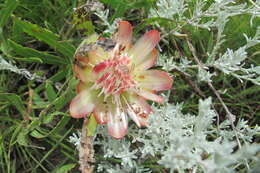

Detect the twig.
[
  {"left": 25, "top": 87, "right": 33, "bottom": 121},
  {"left": 79, "top": 118, "right": 95, "bottom": 173},
  {"left": 161, "top": 23, "right": 187, "bottom": 39},
  {"left": 186, "top": 38, "right": 242, "bottom": 149},
  {"left": 174, "top": 69, "right": 206, "bottom": 98}
]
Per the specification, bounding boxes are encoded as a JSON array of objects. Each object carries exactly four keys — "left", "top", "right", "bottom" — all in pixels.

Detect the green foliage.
[
  {"left": 87, "top": 115, "right": 98, "bottom": 137},
  {"left": 14, "top": 17, "right": 75, "bottom": 63},
  {"left": 0, "top": 0, "right": 78, "bottom": 172},
  {"left": 8, "top": 39, "right": 66, "bottom": 65},
  {"left": 54, "top": 163, "right": 76, "bottom": 173},
  {"left": 0, "top": 0, "right": 19, "bottom": 28},
  {"left": 0, "top": 0, "right": 259, "bottom": 172}
]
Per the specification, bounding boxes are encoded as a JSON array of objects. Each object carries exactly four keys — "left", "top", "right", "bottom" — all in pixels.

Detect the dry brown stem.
[{"left": 79, "top": 118, "right": 95, "bottom": 173}]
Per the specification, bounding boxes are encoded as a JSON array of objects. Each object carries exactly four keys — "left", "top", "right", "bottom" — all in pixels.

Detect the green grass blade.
[
  {"left": 31, "top": 126, "right": 73, "bottom": 172},
  {"left": 0, "top": 93, "right": 26, "bottom": 116},
  {"left": 0, "top": 0, "right": 19, "bottom": 28},
  {"left": 14, "top": 18, "right": 75, "bottom": 63},
  {"left": 45, "top": 81, "right": 57, "bottom": 102},
  {"left": 30, "top": 114, "right": 70, "bottom": 139},
  {"left": 8, "top": 39, "right": 67, "bottom": 65},
  {"left": 34, "top": 67, "right": 70, "bottom": 93},
  {"left": 24, "top": 148, "right": 50, "bottom": 173},
  {"left": 13, "top": 57, "right": 43, "bottom": 63}
]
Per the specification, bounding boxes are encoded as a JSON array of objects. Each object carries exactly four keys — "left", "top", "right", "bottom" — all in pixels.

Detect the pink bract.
[{"left": 70, "top": 21, "right": 173, "bottom": 139}]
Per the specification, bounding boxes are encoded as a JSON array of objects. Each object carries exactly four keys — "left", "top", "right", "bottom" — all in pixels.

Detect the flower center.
[{"left": 92, "top": 49, "right": 136, "bottom": 97}]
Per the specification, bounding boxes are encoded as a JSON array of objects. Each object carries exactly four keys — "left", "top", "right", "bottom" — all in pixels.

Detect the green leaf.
[
  {"left": 10, "top": 125, "right": 22, "bottom": 145},
  {"left": 13, "top": 57, "right": 43, "bottom": 63},
  {"left": 101, "top": 0, "right": 153, "bottom": 19},
  {"left": 17, "top": 128, "right": 29, "bottom": 146},
  {"left": 53, "top": 93, "right": 74, "bottom": 110},
  {"left": 0, "top": 136, "right": 3, "bottom": 158},
  {"left": 54, "top": 163, "right": 76, "bottom": 173},
  {"left": 76, "top": 21, "right": 95, "bottom": 35},
  {"left": 14, "top": 17, "right": 75, "bottom": 63},
  {"left": 0, "top": 0, "right": 19, "bottom": 28},
  {"left": 28, "top": 119, "right": 41, "bottom": 131},
  {"left": 45, "top": 81, "right": 57, "bottom": 102},
  {"left": 42, "top": 113, "right": 56, "bottom": 125},
  {"left": 8, "top": 39, "right": 66, "bottom": 65},
  {"left": 42, "top": 111, "right": 64, "bottom": 124},
  {"left": 76, "top": 33, "right": 99, "bottom": 52},
  {"left": 0, "top": 93, "right": 26, "bottom": 115},
  {"left": 30, "top": 113, "right": 70, "bottom": 138},
  {"left": 32, "top": 92, "right": 48, "bottom": 108},
  {"left": 101, "top": 0, "right": 129, "bottom": 18},
  {"left": 87, "top": 114, "right": 97, "bottom": 136},
  {"left": 30, "top": 129, "right": 45, "bottom": 138},
  {"left": 0, "top": 27, "right": 9, "bottom": 54},
  {"left": 52, "top": 77, "right": 76, "bottom": 110},
  {"left": 34, "top": 67, "right": 70, "bottom": 93},
  {"left": 32, "top": 126, "right": 73, "bottom": 172}
]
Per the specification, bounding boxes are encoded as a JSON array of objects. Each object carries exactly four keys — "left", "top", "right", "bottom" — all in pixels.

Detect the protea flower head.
[{"left": 70, "top": 21, "right": 173, "bottom": 139}]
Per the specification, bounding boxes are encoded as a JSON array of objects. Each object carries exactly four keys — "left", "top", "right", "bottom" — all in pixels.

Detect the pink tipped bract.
[{"left": 70, "top": 21, "right": 173, "bottom": 139}]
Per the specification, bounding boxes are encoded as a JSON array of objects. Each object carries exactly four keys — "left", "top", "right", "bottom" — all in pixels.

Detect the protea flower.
[{"left": 70, "top": 21, "right": 173, "bottom": 139}]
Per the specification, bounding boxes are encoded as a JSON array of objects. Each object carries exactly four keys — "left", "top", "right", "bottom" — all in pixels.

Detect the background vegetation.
[{"left": 0, "top": 0, "right": 259, "bottom": 172}]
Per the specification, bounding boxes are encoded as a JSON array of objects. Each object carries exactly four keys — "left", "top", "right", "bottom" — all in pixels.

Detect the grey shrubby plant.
[
  {"left": 94, "top": 8, "right": 121, "bottom": 35},
  {"left": 90, "top": 98, "right": 259, "bottom": 172}
]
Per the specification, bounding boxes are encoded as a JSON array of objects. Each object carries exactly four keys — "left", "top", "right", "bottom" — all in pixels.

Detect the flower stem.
[{"left": 79, "top": 118, "right": 95, "bottom": 173}]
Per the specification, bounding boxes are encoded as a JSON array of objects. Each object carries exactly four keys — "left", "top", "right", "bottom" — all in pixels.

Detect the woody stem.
[{"left": 79, "top": 118, "right": 95, "bottom": 173}]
